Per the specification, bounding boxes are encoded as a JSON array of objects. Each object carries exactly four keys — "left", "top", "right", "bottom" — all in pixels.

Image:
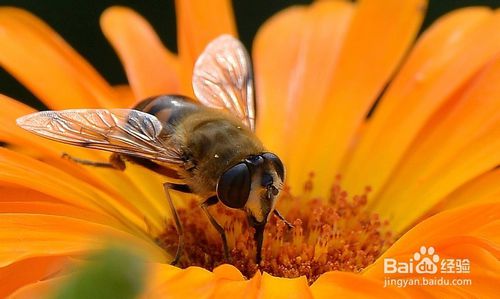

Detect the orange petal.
[
  {"left": 253, "top": 1, "right": 354, "bottom": 191},
  {"left": 9, "top": 275, "right": 67, "bottom": 299},
  {"left": 310, "top": 271, "right": 417, "bottom": 298},
  {"left": 144, "top": 264, "right": 263, "bottom": 299},
  {"left": 0, "top": 185, "right": 62, "bottom": 203},
  {"left": 0, "top": 8, "right": 120, "bottom": 109},
  {"left": 0, "top": 197, "right": 118, "bottom": 227},
  {"left": 0, "top": 147, "right": 107, "bottom": 212},
  {"left": 145, "top": 266, "right": 216, "bottom": 298},
  {"left": 211, "top": 265, "right": 263, "bottom": 298},
  {"left": 284, "top": 0, "right": 427, "bottom": 195},
  {"left": 113, "top": 84, "right": 136, "bottom": 104},
  {"left": 0, "top": 94, "right": 132, "bottom": 192},
  {"left": 0, "top": 256, "right": 69, "bottom": 298},
  {"left": 116, "top": 161, "right": 179, "bottom": 232},
  {"left": 342, "top": 8, "right": 500, "bottom": 197},
  {"left": 0, "top": 214, "right": 167, "bottom": 268},
  {"left": 212, "top": 272, "right": 261, "bottom": 299},
  {"left": 368, "top": 52, "right": 500, "bottom": 232},
  {"left": 0, "top": 147, "right": 149, "bottom": 233},
  {"left": 175, "top": 0, "right": 237, "bottom": 94},
  {"left": 258, "top": 272, "right": 312, "bottom": 299},
  {"left": 0, "top": 94, "right": 54, "bottom": 156},
  {"left": 254, "top": 5, "right": 307, "bottom": 153},
  {"left": 364, "top": 202, "right": 500, "bottom": 298},
  {"left": 213, "top": 264, "right": 245, "bottom": 281},
  {"left": 0, "top": 96, "right": 169, "bottom": 234},
  {"left": 430, "top": 169, "right": 500, "bottom": 214},
  {"left": 101, "top": 7, "right": 180, "bottom": 101},
  {"left": 0, "top": 93, "right": 92, "bottom": 160}
]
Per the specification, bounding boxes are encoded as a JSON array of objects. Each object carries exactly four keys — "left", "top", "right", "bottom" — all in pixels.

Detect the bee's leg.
[
  {"left": 273, "top": 209, "right": 294, "bottom": 229},
  {"left": 200, "top": 196, "right": 231, "bottom": 262},
  {"left": 62, "top": 152, "right": 125, "bottom": 171},
  {"left": 163, "top": 183, "right": 191, "bottom": 265}
]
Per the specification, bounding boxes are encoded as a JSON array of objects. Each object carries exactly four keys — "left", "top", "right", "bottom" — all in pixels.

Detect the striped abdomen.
[{"left": 134, "top": 95, "right": 202, "bottom": 134}]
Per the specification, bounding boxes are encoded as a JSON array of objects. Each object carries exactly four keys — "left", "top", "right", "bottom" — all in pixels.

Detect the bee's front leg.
[
  {"left": 163, "top": 183, "right": 191, "bottom": 265},
  {"left": 273, "top": 209, "right": 294, "bottom": 229},
  {"left": 200, "top": 196, "right": 231, "bottom": 263}
]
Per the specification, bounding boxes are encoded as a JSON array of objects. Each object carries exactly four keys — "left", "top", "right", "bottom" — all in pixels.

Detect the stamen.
[{"left": 157, "top": 176, "right": 394, "bottom": 284}]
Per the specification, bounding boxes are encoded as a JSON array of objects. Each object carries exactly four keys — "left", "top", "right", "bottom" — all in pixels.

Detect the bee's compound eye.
[
  {"left": 262, "top": 152, "right": 285, "bottom": 181},
  {"left": 245, "top": 155, "right": 264, "bottom": 166},
  {"left": 217, "top": 163, "right": 251, "bottom": 209}
]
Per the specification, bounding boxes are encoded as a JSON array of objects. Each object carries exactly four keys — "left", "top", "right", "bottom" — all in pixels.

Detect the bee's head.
[
  {"left": 216, "top": 152, "right": 284, "bottom": 221},
  {"left": 216, "top": 152, "right": 284, "bottom": 263}
]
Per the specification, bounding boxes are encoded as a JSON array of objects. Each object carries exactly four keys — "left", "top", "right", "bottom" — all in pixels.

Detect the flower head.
[{"left": 0, "top": 0, "right": 499, "bottom": 298}]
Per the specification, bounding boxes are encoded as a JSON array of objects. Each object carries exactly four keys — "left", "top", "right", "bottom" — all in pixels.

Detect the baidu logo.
[
  {"left": 383, "top": 246, "right": 470, "bottom": 275},
  {"left": 414, "top": 246, "right": 440, "bottom": 274},
  {"left": 383, "top": 246, "right": 472, "bottom": 288}
]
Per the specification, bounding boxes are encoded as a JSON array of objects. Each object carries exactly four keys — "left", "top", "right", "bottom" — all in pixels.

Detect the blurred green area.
[
  {"left": 49, "top": 247, "right": 147, "bottom": 299},
  {"left": 0, "top": 0, "right": 498, "bottom": 110}
]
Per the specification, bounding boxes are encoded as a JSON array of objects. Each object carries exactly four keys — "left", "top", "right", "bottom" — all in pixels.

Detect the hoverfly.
[{"left": 16, "top": 35, "right": 291, "bottom": 265}]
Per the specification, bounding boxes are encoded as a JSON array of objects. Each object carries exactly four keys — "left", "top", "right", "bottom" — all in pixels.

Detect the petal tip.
[
  {"left": 100, "top": 6, "right": 137, "bottom": 30},
  {"left": 213, "top": 264, "right": 245, "bottom": 280}
]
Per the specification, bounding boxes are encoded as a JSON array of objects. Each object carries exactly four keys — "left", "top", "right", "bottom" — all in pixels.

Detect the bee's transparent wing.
[
  {"left": 16, "top": 109, "right": 183, "bottom": 164},
  {"left": 193, "top": 34, "right": 256, "bottom": 131}
]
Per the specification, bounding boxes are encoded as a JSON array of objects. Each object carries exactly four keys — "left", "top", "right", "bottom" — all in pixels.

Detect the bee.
[{"left": 16, "top": 35, "right": 291, "bottom": 265}]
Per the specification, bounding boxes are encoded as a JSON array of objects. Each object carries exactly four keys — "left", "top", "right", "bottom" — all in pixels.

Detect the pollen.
[{"left": 157, "top": 175, "right": 394, "bottom": 284}]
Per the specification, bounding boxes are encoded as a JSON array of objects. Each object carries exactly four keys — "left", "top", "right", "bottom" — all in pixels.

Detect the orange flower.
[{"left": 0, "top": 0, "right": 499, "bottom": 298}]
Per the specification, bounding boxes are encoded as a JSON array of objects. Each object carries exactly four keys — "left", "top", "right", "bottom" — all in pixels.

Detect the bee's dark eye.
[
  {"left": 262, "top": 152, "right": 285, "bottom": 181},
  {"left": 261, "top": 173, "right": 273, "bottom": 187},
  {"left": 245, "top": 155, "right": 264, "bottom": 166},
  {"left": 216, "top": 163, "right": 251, "bottom": 209}
]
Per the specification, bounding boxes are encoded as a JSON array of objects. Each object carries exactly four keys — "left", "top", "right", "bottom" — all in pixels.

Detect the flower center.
[{"left": 156, "top": 175, "right": 394, "bottom": 283}]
